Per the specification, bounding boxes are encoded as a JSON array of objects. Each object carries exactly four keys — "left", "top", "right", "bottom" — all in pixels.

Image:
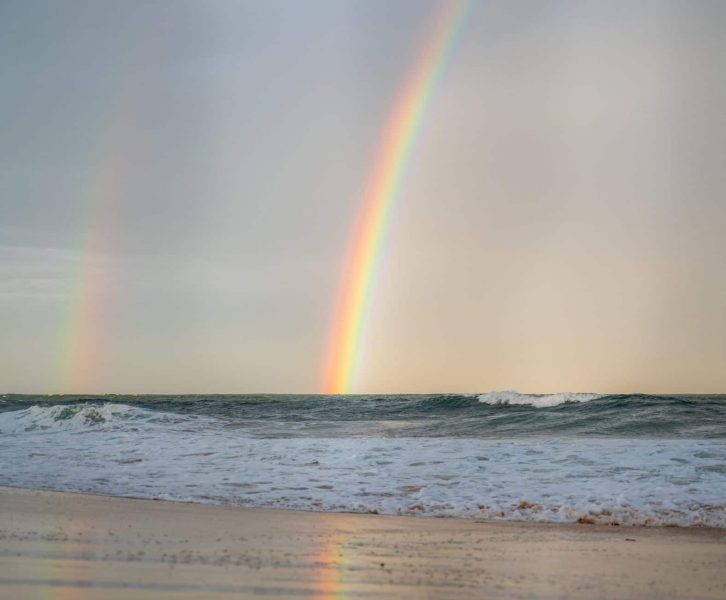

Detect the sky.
[{"left": 1, "top": 0, "right": 725, "bottom": 394}]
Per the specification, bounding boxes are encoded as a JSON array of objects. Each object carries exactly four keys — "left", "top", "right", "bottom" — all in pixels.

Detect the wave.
[
  {"left": 477, "top": 390, "right": 604, "bottom": 407},
  {"left": 0, "top": 402, "right": 202, "bottom": 434},
  {"left": 1, "top": 394, "right": 724, "bottom": 439},
  {"left": 1, "top": 398, "right": 724, "bottom": 527}
]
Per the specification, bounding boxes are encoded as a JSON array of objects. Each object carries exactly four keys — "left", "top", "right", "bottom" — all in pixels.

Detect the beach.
[{"left": 1, "top": 486, "right": 724, "bottom": 599}]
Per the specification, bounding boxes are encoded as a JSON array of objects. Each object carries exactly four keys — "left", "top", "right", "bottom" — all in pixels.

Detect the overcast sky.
[{"left": 2, "top": 0, "right": 725, "bottom": 394}]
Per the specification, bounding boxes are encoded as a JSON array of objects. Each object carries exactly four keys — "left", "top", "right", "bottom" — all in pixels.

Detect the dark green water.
[{"left": 1, "top": 391, "right": 724, "bottom": 438}]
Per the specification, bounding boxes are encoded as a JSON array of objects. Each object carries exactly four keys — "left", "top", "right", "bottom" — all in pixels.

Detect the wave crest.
[
  {"left": 0, "top": 403, "right": 191, "bottom": 434},
  {"left": 477, "top": 391, "right": 604, "bottom": 408}
]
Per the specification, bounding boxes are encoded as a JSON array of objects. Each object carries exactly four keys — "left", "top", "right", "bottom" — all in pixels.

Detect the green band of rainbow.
[{"left": 323, "top": 0, "right": 472, "bottom": 394}]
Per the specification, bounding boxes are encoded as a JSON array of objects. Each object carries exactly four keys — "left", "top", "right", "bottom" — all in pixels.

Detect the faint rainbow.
[
  {"left": 323, "top": 0, "right": 472, "bottom": 394},
  {"left": 56, "top": 54, "right": 144, "bottom": 393},
  {"left": 313, "top": 531, "right": 347, "bottom": 599},
  {"left": 45, "top": 516, "right": 92, "bottom": 599},
  {"left": 58, "top": 136, "right": 123, "bottom": 394}
]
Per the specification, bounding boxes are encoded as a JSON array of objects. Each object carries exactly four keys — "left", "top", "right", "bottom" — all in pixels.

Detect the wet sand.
[{"left": 0, "top": 486, "right": 724, "bottom": 599}]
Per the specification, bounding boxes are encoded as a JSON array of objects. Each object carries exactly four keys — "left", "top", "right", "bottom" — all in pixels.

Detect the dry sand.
[{"left": 0, "top": 486, "right": 724, "bottom": 599}]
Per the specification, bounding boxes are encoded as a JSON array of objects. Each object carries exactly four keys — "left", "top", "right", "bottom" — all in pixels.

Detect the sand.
[{"left": 0, "top": 486, "right": 724, "bottom": 599}]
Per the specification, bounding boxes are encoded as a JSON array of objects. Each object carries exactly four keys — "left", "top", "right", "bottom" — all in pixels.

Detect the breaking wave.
[
  {"left": 477, "top": 391, "right": 604, "bottom": 407},
  {"left": 0, "top": 402, "right": 202, "bottom": 434}
]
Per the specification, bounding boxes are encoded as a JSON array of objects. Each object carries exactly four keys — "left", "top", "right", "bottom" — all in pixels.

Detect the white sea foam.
[
  {"left": 477, "top": 391, "right": 604, "bottom": 407},
  {"left": 1, "top": 403, "right": 724, "bottom": 527},
  {"left": 0, "top": 402, "right": 206, "bottom": 434},
  {"left": 0, "top": 403, "right": 135, "bottom": 433}
]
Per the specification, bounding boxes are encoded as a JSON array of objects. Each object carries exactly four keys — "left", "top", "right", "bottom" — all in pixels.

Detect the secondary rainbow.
[
  {"left": 57, "top": 60, "right": 141, "bottom": 393},
  {"left": 323, "top": 0, "right": 471, "bottom": 394}
]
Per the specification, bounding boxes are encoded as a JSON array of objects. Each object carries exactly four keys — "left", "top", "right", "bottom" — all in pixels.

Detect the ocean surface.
[{"left": 1, "top": 392, "right": 725, "bottom": 527}]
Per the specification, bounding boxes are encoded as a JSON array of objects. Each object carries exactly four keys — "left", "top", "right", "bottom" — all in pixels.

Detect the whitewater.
[{"left": 1, "top": 392, "right": 724, "bottom": 527}]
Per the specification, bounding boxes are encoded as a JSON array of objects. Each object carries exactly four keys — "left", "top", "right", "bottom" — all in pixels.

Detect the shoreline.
[
  {"left": 1, "top": 482, "right": 725, "bottom": 529},
  {"left": 1, "top": 486, "right": 725, "bottom": 599}
]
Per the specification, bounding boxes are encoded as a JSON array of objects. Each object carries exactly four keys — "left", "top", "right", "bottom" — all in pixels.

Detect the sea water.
[{"left": 1, "top": 392, "right": 724, "bottom": 527}]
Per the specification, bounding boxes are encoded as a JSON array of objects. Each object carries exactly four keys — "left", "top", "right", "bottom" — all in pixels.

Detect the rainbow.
[
  {"left": 313, "top": 531, "right": 347, "bottom": 599},
  {"left": 58, "top": 166, "right": 119, "bottom": 394},
  {"left": 323, "top": 0, "right": 472, "bottom": 394},
  {"left": 57, "top": 81, "right": 139, "bottom": 393}
]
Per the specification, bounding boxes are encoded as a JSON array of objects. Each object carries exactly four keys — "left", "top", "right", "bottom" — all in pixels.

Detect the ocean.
[{"left": 1, "top": 392, "right": 724, "bottom": 527}]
